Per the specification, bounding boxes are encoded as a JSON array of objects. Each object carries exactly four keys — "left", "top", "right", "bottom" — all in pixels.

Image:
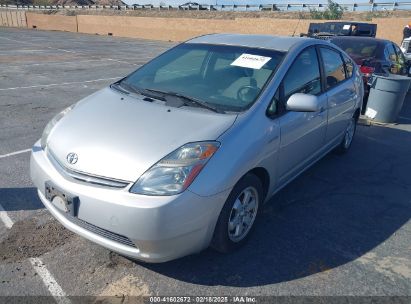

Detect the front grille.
[
  {"left": 65, "top": 214, "right": 136, "bottom": 248},
  {"left": 47, "top": 149, "right": 130, "bottom": 189}
]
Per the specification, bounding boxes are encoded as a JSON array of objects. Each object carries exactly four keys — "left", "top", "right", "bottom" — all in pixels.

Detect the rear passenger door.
[{"left": 319, "top": 47, "right": 356, "bottom": 144}]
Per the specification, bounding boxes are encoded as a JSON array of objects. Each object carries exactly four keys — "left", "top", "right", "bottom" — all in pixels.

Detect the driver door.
[{"left": 276, "top": 47, "right": 328, "bottom": 184}]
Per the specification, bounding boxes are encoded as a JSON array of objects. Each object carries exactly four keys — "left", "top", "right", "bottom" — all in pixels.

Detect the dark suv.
[{"left": 303, "top": 22, "right": 377, "bottom": 40}]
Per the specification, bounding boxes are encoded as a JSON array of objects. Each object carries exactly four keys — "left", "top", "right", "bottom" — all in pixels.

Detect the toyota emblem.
[{"left": 66, "top": 152, "right": 78, "bottom": 165}]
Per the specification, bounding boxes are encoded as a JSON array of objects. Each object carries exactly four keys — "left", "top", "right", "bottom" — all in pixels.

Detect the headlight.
[
  {"left": 130, "top": 141, "right": 220, "bottom": 196},
  {"left": 41, "top": 104, "right": 75, "bottom": 149}
]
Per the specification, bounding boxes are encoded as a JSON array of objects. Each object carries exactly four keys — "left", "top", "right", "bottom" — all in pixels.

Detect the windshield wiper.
[
  {"left": 114, "top": 82, "right": 166, "bottom": 101},
  {"left": 110, "top": 82, "right": 130, "bottom": 94},
  {"left": 145, "top": 88, "right": 225, "bottom": 114}
]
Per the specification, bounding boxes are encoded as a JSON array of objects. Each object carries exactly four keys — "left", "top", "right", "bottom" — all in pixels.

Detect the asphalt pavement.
[{"left": 0, "top": 27, "right": 410, "bottom": 301}]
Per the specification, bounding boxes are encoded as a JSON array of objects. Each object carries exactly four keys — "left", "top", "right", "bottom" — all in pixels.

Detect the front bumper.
[{"left": 30, "top": 141, "right": 230, "bottom": 263}]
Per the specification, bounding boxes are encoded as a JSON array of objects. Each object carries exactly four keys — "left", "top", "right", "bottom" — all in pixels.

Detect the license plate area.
[{"left": 45, "top": 181, "right": 79, "bottom": 216}]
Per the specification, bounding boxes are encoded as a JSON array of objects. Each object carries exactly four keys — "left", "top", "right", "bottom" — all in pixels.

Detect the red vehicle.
[{"left": 330, "top": 36, "right": 409, "bottom": 113}]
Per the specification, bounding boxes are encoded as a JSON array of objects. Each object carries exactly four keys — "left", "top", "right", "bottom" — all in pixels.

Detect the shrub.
[{"left": 310, "top": 0, "right": 345, "bottom": 20}]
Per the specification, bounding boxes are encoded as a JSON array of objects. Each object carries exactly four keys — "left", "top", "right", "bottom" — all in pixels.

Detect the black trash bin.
[{"left": 365, "top": 74, "right": 411, "bottom": 123}]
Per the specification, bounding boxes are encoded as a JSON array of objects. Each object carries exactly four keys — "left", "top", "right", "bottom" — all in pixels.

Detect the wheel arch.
[{"left": 246, "top": 167, "right": 270, "bottom": 202}]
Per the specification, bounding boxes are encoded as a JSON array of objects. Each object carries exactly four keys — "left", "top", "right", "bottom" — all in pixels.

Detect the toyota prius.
[{"left": 31, "top": 34, "right": 363, "bottom": 262}]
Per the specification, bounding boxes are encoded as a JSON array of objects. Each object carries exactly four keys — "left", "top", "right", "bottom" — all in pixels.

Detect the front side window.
[
  {"left": 283, "top": 47, "right": 322, "bottom": 100},
  {"left": 385, "top": 44, "right": 397, "bottom": 62},
  {"left": 120, "top": 43, "right": 285, "bottom": 112},
  {"left": 320, "top": 47, "right": 346, "bottom": 89},
  {"left": 393, "top": 44, "right": 406, "bottom": 65},
  {"left": 267, "top": 47, "right": 321, "bottom": 117},
  {"left": 392, "top": 43, "right": 406, "bottom": 74}
]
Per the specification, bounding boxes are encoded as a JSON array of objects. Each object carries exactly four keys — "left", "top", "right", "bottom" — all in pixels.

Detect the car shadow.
[
  {"left": 143, "top": 124, "right": 411, "bottom": 287},
  {"left": 0, "top": 187, "right": 43, "bottom": 212}
]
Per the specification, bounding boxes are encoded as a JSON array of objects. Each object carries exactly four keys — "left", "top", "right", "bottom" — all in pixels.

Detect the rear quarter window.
[{"left": 342, "top": 54, "right": 354, "bottom": 78}]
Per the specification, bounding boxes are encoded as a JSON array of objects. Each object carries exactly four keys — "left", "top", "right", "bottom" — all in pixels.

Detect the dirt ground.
[{"left": 0, "top": 214, "right": 75, "bottom": 263}]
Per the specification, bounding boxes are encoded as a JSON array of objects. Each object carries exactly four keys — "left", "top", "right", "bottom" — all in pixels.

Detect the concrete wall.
[
  {"left": 0, "top": 10, "right": 26, "bottom": 27},
  {"left": 26, "top": 12, "right": 77, "bottom": 32},
  {"left": 374, "top": 18, "right": 409, "bottom": 44},
  {"left": 76, "top": 15, "right": 315, "bottom": 42},
  {"left": 2, "top": 12, "right": 408, "bottom": 44},
  {"left": 75, "top": 15, "right": 409, "bottom": 44}
]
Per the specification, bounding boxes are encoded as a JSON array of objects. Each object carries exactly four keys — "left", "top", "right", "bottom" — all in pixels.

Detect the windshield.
[
  {"left": 119, "top": 43, "right": 285, "bottom": 112},
  {"left": 309, "top": 23, "right": 345, "bottom": 35},
  {"left": 331, "top": 39, "right": 378, "bottom": 60}
]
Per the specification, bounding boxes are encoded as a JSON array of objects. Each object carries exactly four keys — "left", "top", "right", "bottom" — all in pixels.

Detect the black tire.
[
  {"left": 211, "top": 173, "right": 263, "bottom": 253},
  {"left": 335, "top": 116, "right": 357, "bottom": 154}
]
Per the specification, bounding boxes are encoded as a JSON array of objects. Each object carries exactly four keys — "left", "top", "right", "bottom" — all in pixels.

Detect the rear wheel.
[{"left": 211, "top": 173, "right": 263, "bottom": 253}]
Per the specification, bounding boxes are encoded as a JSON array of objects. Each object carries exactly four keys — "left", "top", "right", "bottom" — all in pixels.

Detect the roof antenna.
[{"left": 292, "top": 11, "right": 303, "bottom": 37}]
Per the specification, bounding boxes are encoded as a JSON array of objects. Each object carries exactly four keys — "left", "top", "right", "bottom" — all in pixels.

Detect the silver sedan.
[{"left": 30, "top": 34, "right": 363, "bottom": 262}]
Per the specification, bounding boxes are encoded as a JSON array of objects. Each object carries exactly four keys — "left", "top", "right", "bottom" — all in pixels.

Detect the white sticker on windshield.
[
  {"left": 231, "top": 53, "right": 271, "bottom": 70},
  {"left": 343, "top": 24, "right": 351, "bottom": 30}
]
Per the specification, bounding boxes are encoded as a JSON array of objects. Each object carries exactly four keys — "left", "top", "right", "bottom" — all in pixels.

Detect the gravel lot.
[{"left": 0, "top": 27, "right": 410, "bottom": 301}]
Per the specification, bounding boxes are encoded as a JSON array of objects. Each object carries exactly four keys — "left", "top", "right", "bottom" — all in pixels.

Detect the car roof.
[{"left": 186, "top": 33, "right": 313, "bottom": 52}]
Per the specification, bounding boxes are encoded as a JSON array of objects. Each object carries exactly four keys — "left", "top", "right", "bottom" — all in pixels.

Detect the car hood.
[{"left": 47, "top": 87, "right": 236, "bottom": 182}]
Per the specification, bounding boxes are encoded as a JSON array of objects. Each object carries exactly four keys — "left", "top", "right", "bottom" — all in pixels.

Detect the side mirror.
[{"left": 286, "top": 93, "right": 320, "bottom": 112}]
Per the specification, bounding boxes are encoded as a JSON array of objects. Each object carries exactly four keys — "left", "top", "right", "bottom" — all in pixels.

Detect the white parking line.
[
  {"left": 0, "top": 37, "right": 77, "bottom": 54},
  {"left": 0, "top": 148, "right": 31, "bottom": 159},
  {"left": 30, "top": 257, "right": 71, "bottom": 304},
  {"left": 0, "top": 77, "right": 121, "bottom": 91},
  {"left": 0, "top": 37, "right": 140, "bottom": 66},
  {"left": 2, "top": 59, "right": 108, "bottom": 68},
  {"left": 0, "top": 199, "right": 71, "bottom": 302},
  {"left": 107, "top": 58, "right": 140, "bottom": 66},
  {"left": 0, "top": 203, "right": 13, "bottom": 229}
]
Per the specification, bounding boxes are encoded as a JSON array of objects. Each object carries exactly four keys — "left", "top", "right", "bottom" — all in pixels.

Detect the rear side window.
[
  {"left": 283, "top": 47, "right": 322, "bottom": 100},
  {"left": 320, "top": 48, "right": 346, "bottom": 89}
]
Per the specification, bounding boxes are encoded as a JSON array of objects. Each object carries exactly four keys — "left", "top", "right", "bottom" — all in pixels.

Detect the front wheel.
[
  {"left": 335, "top": 116, "right": 357, "bottom": 154},
  {"left": 211, "top": 173, "right": 263, "bottom": 253}
]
